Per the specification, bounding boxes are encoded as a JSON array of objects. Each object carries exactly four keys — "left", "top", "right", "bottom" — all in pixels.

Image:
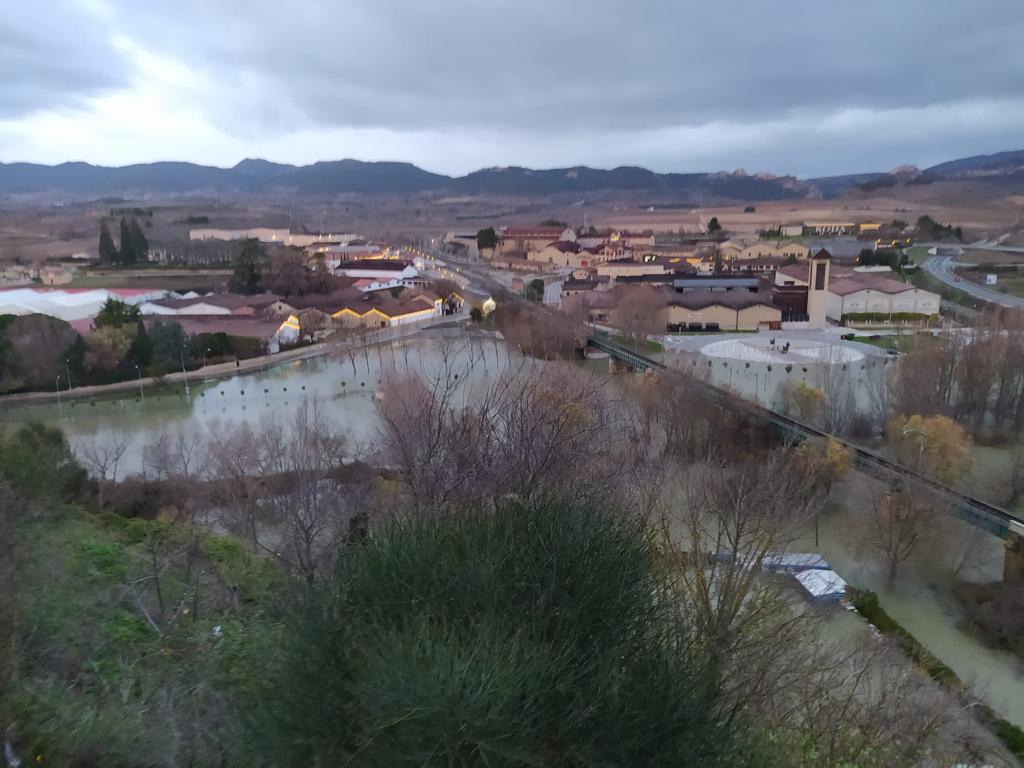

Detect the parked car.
[
  {"left": 687, "top": 322, "right": 703, "bottom": 331},
  {"left": 705, "top": 322, "right": 720, "bottom": 331}
]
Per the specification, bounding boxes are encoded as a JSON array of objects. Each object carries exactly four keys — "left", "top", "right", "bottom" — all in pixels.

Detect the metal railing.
[{"left": 588, "top": 334, "right": 1022, "bottom": 539}]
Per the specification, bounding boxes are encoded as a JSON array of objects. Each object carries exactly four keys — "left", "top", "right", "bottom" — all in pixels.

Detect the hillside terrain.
[{"left": 3, "top": 149, "right": 1024, "bottom": 202}]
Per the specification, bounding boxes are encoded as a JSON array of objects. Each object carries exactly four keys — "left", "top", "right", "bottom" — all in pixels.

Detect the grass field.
[
  {"left": 66, "top": 271, "right": 231, "bottom": 291},
  {"left": 958, "top": 249, "right": 1024, "bottom": 267},
  {"left": 612, "top": 334, "right": 664, "bottom": 354},
  {"left": 963, "top": 272, "right": 1024, "bottom": 299}
]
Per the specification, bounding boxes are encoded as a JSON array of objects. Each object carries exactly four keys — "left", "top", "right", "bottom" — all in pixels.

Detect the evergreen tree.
[
  {"left": 122, "top": 221, "right": 135, "bottom": 264},
  {"left": 95, "top": 298, "right": 141, "bottom": 328},
  {"left": 128, "top": 320, "right": 153, "bottom": 370},
  {"left": 229, "top": 239, "right": 264, "bottom": 294},
  {"left": 98, "top": 220, "right": 118, "bottom": 263},
  {"left": 119, "top": 218, "right": 135, "bottom": 265},
  {"left": 148, "top": 319, "right": 187, "bottom": 374},
  {"left": 129, "top": 218, "right": 150, "bottom": 262}
]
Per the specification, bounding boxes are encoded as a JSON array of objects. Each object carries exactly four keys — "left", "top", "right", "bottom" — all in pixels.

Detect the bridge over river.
[{"left": 588, "top": 334, "right": 1024, "bottom": 578}]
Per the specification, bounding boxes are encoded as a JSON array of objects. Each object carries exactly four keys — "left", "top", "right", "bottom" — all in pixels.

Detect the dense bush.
[
  {"left": 250, "top": 497, "right": 765, "bottom": 767},
  {"left": 0, "top": 422, "right": 89, "bottom": 502},
  {"left": 842, "top": 311, "right": 934, "bottom": 324}
]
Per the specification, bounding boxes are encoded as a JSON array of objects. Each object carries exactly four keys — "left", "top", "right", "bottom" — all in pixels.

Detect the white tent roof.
[
  {"left": 794, "top": 569, "right": 847, "bottom": 598},
  {"left": 762, "top": 553, "right": 830, "bottom": 571}
]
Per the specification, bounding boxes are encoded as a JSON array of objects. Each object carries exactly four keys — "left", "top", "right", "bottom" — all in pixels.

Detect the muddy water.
[{"left": 0, "top": 335, "right": 524, "bottom": 477}]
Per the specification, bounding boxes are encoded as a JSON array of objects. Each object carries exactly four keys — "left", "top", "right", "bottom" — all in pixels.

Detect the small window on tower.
[{"left": 814, "top": 263, "right": 826, "bottom": 291}]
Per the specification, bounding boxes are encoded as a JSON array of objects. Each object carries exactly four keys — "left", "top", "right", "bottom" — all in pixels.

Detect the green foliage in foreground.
[
  {"left": 3, "top": 509, "right": 282, "bottom": 767},
  {"left": 0, "top": 422, "right": 88, "bottom": 500},
  {"left": 251, "top": 498, "right": 766, "bottom": 767}
]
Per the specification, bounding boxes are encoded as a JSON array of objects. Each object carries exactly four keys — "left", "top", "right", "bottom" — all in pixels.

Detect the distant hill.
[
  {"left": 925, "top": 149, "right": 1024, "bottom": 180},
  {"left": 231, "top": 158, "right": 295, "bottom": 179},
  {"left": 1, "top": 149, "right": 1022, "bottom": 200},
  {"left": 265, "top": 160, "right": 450, "bottom": 194}
]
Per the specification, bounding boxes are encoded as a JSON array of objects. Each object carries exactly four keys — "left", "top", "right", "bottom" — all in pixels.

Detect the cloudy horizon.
[{"left": 3, "top": 0, "right": 1023, "bottom": 178}]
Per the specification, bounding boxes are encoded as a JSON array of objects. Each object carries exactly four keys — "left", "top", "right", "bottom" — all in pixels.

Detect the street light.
[
  {"left": 64, "top": 359, "right": 73, "bottom": 398},
  {"left": 56, "top": 374, "right": 62, "bottom": 416},
  {"left": 179, "top": 344, "right": 190, "bottom": 398},
  {"left": 201, "top": 347, "right": 211, "bottom": 369},
  {"left": 134, "top": 363, "right": 144, "bottom": 402}
]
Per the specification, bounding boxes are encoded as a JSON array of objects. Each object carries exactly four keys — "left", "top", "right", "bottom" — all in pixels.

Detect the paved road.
[{"left": 922, "top": 254, "right": 1024, "bottom": 308}]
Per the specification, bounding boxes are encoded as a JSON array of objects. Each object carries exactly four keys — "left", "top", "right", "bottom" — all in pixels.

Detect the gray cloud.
[
  {"left": 3, "top": 0, "right": 1024, "bottom": 175},
  {"left": 0, "top": 3, "right": 130, "bottom": 117}
]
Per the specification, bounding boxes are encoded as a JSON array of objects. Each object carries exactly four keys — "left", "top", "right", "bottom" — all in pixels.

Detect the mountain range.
[{"left": 2, "top": 150, "right": 1023, "bottom": 201}]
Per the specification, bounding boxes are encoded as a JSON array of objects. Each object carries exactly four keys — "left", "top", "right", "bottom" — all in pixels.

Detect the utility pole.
[
  {"left": 180, "top": 345, "right": 190, "bottom": 399},
  {"left": 135, "top": 364, "right": 144, "bottom": 402}
]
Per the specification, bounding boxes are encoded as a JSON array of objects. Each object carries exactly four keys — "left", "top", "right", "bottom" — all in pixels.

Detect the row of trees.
[
  {"left": 0, "top": 299, "right": 262, "bottom": 394},
  {"left": 228, "top": 239, "right": 341, "bottom": 297},
  {"left": 98, "top": 217, "right": 150, "bottom": 265},
  {"left": 888, "top": 310, "right": 1024, "bottom": 439}
]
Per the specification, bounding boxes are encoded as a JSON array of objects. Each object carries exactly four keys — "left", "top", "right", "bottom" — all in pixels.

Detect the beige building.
[
  {"left": 597, "top": 259, "right": 668, "bottom": 280},
  {"left": 664, "top": 291, "right": 780, "bottom": 331},
  {"left": 609, "top": 230, "right": 656, "bottom": 248},
  {"left": 718, "top": 239, "right": 809, "bottom": 261},
  {"left": 735, "top": 241, "right": 810, "bottom": 261},
  {"left": 718, "top": 239, "right": 748, "bottom": 260},
  {"left": 826, "top": 275, "right": 940, "bottom": 321},
  {"left": 529, "top": 241, "right": 628, "bottom": 269},
  {"left": 497, "top": 227, "right": 575, "bottom": 257}
]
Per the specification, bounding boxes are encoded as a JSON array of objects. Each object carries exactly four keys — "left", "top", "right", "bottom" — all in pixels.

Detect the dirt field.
[
  {"left": 960, "top": 270, "right": 1024, "bottom": 299},
  {"left": 958, "top": 249, "right": 1024, "bottom": 266},
  {"left": 601, "top": 194, "right": 1023, "bottom": 238},
  {"left": 1, "top": 184, "right": 1022, "bottom": 270}
]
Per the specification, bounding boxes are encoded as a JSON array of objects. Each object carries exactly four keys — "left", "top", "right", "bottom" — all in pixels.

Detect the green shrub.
[
  {"left": 250, "top": 497, "right": 765, "bottom": 767},
  {"left": 842, "top": 311, "right": 930, "bottom": 323}
]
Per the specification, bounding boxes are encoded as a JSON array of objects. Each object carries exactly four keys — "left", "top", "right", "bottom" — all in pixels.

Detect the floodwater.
[
  {"left": 0, "top": 334, "right": 523, "bottom": 477},
  {"left": 4, "top": 332, "right": 1022, "bottom": 728},
  {"left": 807, "top": 495, "right": 1024, "bottom": 727}
]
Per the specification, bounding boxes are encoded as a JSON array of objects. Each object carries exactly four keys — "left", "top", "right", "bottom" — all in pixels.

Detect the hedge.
[{"left": 842, "top": 312, "right": 935, "bottom": 323}]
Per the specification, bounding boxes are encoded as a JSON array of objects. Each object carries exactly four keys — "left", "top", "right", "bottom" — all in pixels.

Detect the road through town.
[{"left": 922, "top": 254, "right": 1024, "bottom": 308}]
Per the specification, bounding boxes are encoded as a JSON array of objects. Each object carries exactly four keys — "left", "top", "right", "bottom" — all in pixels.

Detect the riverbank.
[
  {"left": 0, "top": 341, "right": 329, "bottom": 408},
  {"left": 0, "top": 314, "right": 469, "bottom": 408}
]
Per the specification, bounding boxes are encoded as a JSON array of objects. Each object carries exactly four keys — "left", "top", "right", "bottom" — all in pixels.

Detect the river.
[
  {"left": 3, "top": 332, "right": 1023, "bottom": 728},
  {"left": 0, "top": 334, "right": 519, "bottom": 477}
]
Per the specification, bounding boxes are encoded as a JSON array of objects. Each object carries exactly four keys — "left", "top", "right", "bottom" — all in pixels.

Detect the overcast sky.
[{"left": 2, "top": 0, "right": 1023, "bottom": 177}]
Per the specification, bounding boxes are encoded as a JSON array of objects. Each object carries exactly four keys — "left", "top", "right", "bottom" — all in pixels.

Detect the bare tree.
[
  {"left": 376, "top": 357, "right": 631, "bottom": 515},
  {"left": 144, "top": 425, "right": 206, "bottom": 484},
  {"left": 76, "top": 428, "right": 131, "bottom": 508},
  {"left": 860, "top": 485, "right": 940, "bottom": 581},
  {"left": 668, "top": 450, "right": 820, "bottom": 657},
  {"left": 204, "top": 399, "right": 371, "bottom": 584},
  {"left": 818, "top": 345, "right": 857, "bottom": 434},
  {"left": 610, "top": 285, "right": 669, "bottom": 346}
]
